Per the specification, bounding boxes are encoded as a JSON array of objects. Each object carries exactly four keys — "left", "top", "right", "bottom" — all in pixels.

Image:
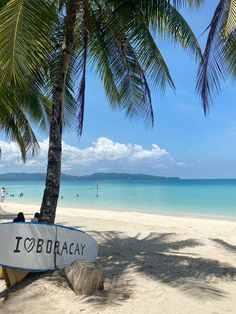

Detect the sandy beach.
[{"left": 0, "top": 202, "right": 236, "bottom": 314}]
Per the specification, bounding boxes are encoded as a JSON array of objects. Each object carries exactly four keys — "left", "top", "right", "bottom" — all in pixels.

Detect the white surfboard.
[{"left": 0, "top": 222, "right": 98, "bottom": 271}]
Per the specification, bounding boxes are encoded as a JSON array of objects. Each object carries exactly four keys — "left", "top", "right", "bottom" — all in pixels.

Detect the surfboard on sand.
[{"left": 0, "top": 222, "right": 98, "bottom": 272}]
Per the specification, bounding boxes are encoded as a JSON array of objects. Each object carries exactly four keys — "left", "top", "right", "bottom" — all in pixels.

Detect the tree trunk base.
[{"left": 64, "top": 262, "right": 104, "bottom": 296}]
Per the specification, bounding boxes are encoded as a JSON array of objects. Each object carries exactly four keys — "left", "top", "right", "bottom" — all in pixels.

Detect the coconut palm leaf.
[
  {"left": 104, "top": 3, "right": 175, "bottom": 90},
  {"left": 69, "top": 0, "right": 203, "bottom": 135},
  {"left": 171, "top": 0, "right": 204, "bottom": 8},
  {"left": 110, "top": 0, "right": 202, "bottom": 60},
  {"left": 85, "top": 2, "right": 154, "bottom": 127},
  {"left": 0, "top": 87, "right": 42, "bottom": 160},
  {"left": 87, "top": 5, "right": 121, "bottom": 106},
  {"left": 224, "top": 0, "right": 236, "bottom": 37},
  {"left": 0, "top": 0, "right": 8, "bottom": 8},
  {"left": 73, "top": 1, "right": 90, "bottom": 136},
  {"left": 156, "top": 2, "right": 202, "bottom": 59},
  {"left": 197, "top": 0, "right": 236, "bottom": 113},
  {"left": 223, "top": 31, "right": 236, "bottom": 76},
  {"left": 21, "top": 92, "right": 51, "bottom": 132},
  {"left": 0, "top": 0, "right": 56, "bottom": 90}
]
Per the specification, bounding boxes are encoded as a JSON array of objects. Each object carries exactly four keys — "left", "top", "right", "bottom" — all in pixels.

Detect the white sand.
[{"left": 1, "top": 202, "right": 236, "bottom": 314}]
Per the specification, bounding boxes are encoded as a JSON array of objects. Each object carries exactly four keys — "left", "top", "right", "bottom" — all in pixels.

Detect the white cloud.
[
  {"left": 131, "top": 144, "right": 168, "bottom": 161},
  {"left": 0, "top": 137, "right": 185, "bottom": 174},
  {"left": 175, "top": 162, "right": 187, "bottom": 166}
]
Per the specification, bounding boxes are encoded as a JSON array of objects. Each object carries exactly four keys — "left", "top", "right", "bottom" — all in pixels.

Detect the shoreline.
[{"left": 1, "top": 200, "right": 236, "bottom": 224}]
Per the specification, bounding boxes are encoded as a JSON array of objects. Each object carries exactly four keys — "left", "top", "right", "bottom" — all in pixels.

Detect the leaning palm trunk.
[{"left": 40, "top": 0, "right": 79, "bottom": 223}]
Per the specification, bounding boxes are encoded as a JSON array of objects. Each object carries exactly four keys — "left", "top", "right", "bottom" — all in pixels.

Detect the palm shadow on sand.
[
  {"left": 211, "top": 238, "right": 236, "bottom": 253},
  {"left": 82, "top": 231, "right": 236, "bottom": 307},
  {"left": 1, "top": 230, "right": 236, "bottom": 310}
]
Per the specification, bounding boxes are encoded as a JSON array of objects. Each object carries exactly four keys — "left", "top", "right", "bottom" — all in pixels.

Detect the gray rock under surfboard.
[{"left": 0, "top": 222, "right": 98, "bottom": 271}]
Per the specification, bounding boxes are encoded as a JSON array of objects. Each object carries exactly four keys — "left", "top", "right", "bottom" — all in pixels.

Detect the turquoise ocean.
[{"left": 2, "top": 179, "right": 236, "bottom": 219}]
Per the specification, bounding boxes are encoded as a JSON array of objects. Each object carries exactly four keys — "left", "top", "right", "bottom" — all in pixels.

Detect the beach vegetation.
[
  {"left": 0, "top": 87, "right": 50, "bottom": 161},
  {"left": 0, "top": 0, "right": 202, "bottom": 223}
]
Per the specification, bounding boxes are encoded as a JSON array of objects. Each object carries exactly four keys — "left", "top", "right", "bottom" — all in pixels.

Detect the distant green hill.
[
  {"left": 78, "top": 172, "right": 180, "bottom": 180},
  {"left": 0, "top": 172, "right": 180, "bottom": 181}
]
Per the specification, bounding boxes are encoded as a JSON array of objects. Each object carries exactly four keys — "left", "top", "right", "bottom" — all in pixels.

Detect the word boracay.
[{"left": 13, "top": 236, "right": 86, "bottom": 256}]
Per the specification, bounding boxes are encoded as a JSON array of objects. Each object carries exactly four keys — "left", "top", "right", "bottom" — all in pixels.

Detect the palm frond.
[
  {"left": 102, "top": 2, "right": 175, "bottom": 91},
  {"left": 196, "top": 0, "right": 230, "bottom": 113},
  {"left": 110, "top": 1, "right": 202, "bottom": 59},
  {"left": 117, "top": 39, "right": 154, "bottom": 126},
  {"left": 224, "top": 0, "right": 236, "bottom": 37},
  {"left": 0, "top": 0, "right": 9, "bottom": 8},
  {"left": 171, "top": 0, "right": 204, "bottom": 8},
  {"left": 132, "top": 22, "right": 175, "bottom": 92},
  {"left": 87, "top": 4, "right": 121, "bottom": 106},
  {"left": 88, "top": 2, "right": 155, "bottom": 126},
  {"left": 155, "top": 2, "right": 202, "bottom": 59},
  {"left": 223, "top": 31, "right": 236, "bottom": 76},
  {"left": 0, "top": 0, "right": 56, "bottom": 90},
  {"left": 74, "top": 1, "right": 90, "bottom": 136},
  {"left": 22, "top": 92, "right": 51, "bottom": 132},
  {"left": 0, "top": 87, "right": 41, "bottom": 160}
]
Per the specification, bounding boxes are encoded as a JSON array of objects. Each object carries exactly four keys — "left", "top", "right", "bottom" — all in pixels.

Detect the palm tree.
[
  {"left": 0, "top": 0, "right": 202, "bottom": 223},
  {"left": 197, "top": 0, "right": 236, "bottom": 113}
]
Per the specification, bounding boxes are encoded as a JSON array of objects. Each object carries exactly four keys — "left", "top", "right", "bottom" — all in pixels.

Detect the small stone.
[{"left": 122, "top": 293, "right": 130, "bottom": 299}]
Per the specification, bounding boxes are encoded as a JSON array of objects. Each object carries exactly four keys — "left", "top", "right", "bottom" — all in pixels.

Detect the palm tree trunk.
[{"left": 40, "top": 0, "right": 79, "bottom": 223}]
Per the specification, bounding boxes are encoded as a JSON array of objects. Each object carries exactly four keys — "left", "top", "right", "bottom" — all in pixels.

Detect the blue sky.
[{"left": 1, "top": 1, "right": 236, "bottom": 179}]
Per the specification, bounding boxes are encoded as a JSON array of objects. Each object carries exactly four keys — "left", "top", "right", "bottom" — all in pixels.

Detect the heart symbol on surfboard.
[{"left": 24, "top": 238, "right": 35, "bottom": 252}]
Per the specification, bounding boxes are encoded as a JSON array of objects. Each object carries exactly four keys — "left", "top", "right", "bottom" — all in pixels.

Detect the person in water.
[
  {"left": 13, "top": 212, "right": 25, "bottom": 222},
  {"left": 0, "top": 187, "right": 6, "bottom": 203}
]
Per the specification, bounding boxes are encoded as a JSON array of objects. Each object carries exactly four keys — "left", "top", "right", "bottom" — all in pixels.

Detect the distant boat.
[{"left": 0, "top": 222, "right": 98, "bottom": 271}]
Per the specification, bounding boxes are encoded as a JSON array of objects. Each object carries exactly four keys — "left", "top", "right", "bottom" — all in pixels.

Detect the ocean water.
[{"left": 1, "top": 179, "right": 236, "bottom": 218}]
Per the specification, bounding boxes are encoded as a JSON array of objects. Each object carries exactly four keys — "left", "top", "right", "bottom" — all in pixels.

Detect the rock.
[{"left": 64, "top": 262, "right": 104, "bottom": 295}]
